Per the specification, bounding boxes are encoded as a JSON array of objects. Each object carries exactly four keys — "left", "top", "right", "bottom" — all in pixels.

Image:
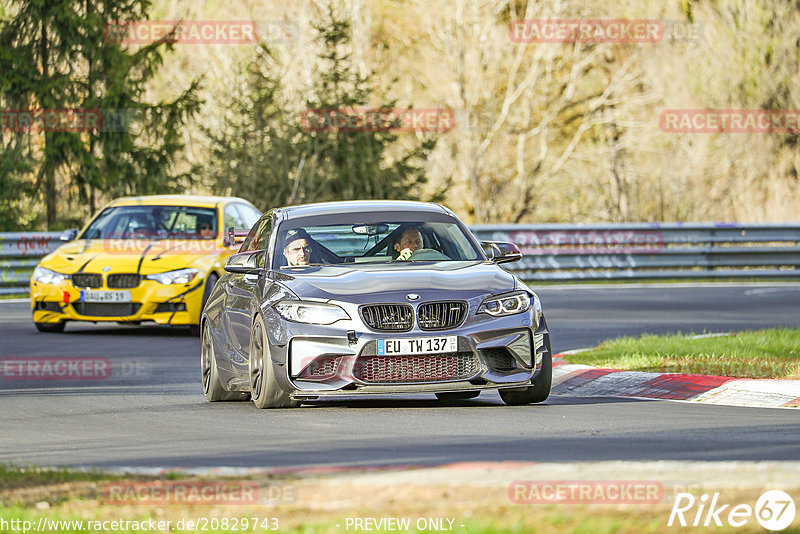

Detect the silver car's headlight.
[
  {"left": 145, "top": 268, "right": 200, "bottom": 285},
  {"left": 477, "top": 291, "right": 531, "bottom": 317},
  {"left": 274, "top": 300, "right": 350, "bottom": 325},
  {"left": 32, "top": 266, "right": 70, "bottom": 285}
]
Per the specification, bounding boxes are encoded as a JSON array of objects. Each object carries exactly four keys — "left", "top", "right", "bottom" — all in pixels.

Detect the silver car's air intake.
[{"left": 353, "top": 353, "right": 479, "bottom": 383}]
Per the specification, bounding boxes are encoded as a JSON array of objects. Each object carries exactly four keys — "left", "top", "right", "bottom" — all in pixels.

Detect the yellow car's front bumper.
[{"left": 30, "top": 277, "right": 206, "bottom": 326}]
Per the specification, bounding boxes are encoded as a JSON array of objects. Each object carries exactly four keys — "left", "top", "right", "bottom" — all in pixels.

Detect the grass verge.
[
  {"left": 1, "top": 465, "right": 798, "bottom": 533},
  {"left": 563, "top": 328, "right": 800, "bottom": 379}
]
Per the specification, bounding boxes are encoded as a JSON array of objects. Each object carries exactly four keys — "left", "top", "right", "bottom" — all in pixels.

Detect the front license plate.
[
  {"left": 377, "top": 336, "right": 457, "bottom": 355},
  {"left": 80, "top": 290, "right": 132, "bottom": 303}
]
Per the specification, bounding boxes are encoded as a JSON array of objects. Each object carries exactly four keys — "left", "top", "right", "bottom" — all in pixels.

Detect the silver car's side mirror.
[
  {"left": 225, "top": 250, "right": 265, "bottom": 274},
  {"left": 482, "top": 241, "right": 523, "bottom": 264},
  {"left": 59, "top": 228, "right": 79, "bottom": 242}
]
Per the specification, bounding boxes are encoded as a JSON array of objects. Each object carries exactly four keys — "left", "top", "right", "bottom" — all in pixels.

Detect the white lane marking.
[
  {"left": 691, "top": 380, "right": 800, "bottom": 407},
  {"left": 0, "top": 298, "right": 31, "bottom": 304},
  {"left": 557, "top": 348, "right": 591, "bottom": 356},
  {"left": 745, "top": 287, "right": 800, "bottom": 295}
]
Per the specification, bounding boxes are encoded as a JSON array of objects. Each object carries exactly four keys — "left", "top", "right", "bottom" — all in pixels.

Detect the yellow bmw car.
[{"left": 30, "top": 195, "right": 261, "bottom": 334}]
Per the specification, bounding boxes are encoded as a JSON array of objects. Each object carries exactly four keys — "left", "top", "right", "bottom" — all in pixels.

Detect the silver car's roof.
[{"left": 276, "top": 200, "right": 450, "bottom": 220}]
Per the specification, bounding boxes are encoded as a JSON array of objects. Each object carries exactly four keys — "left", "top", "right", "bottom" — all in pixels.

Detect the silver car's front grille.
[
  {"left": 71, "top": 273, "right": 103, "bottom": 288},
  {"left": 107, "top": 273, "right": 141, "bottom": 289},
  {"left": 360, "top": 304, "right": 413, "bottom": 332},
  {"left": 353, "top": 353, "right": 478, "bottom": 383},
  {"left": 417, "top": 301, "right": 467, "bottom": 330}
]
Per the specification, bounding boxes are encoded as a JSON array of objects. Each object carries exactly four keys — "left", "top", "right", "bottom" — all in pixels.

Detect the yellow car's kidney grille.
[
  {"left": 71, "top": 273, "right": 103, "bottom": 288},
  {"left": 107, "top": 273, "right": 141, "bottom": 289}
]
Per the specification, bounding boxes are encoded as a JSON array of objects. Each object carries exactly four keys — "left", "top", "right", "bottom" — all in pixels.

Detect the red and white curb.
[{"left": 552, "top": 351, "right": 800, "bottom": 409}]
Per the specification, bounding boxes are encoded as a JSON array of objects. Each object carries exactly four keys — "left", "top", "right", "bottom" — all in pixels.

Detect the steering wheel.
[{"left": 408, "top": 248, "right": 449, "bottom": 260}]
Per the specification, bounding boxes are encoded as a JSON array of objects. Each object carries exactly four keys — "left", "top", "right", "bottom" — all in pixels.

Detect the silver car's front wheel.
[
  {"left": 499, "top": 327, "right": 552, "bottom": 406},
  {"left": 249, "top": 314, "right": 298, "bottom": 409},
  {"left": 202, "top": 322, "right": 248, "bottom": 402}
]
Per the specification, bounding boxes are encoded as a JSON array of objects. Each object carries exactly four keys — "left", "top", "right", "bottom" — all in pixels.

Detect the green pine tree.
[
  {"left": 206, "top": 7, "right": 440, "bottom": 210},
  {"left": 0, "top": 0, "right": 201, "bottom": 230}
]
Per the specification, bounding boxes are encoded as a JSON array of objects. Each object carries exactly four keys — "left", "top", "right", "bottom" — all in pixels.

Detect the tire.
[
  {"left": 201, "top": 321, "right": 248, "bottom": 402},
  {"left": 190, "top": 273, "right": 218, "bottom": 337},
  {"left": 249, "top": 314, "right": 298, "bottom": 409},
  {"left": 435, "top": 391, "right": 481, "bottom": 401},
  {"left": 499, "top": 329, "right": 552, "bottom": 406},
  {"left": 35, "top": 322, "right": 65, "bottom": 333}
]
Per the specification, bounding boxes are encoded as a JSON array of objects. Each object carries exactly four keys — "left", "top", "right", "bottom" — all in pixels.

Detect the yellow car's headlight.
[
  {"left": 32, "top": 266, "right": 70, "bottom": 285},
  {"left": 145, "top": 268, "right": 201, "bottom": 285}
]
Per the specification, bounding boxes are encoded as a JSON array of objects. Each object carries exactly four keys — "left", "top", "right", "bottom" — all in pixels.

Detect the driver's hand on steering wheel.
[{"left": 396, "top": 248, "right": 413, "bottom": 261}]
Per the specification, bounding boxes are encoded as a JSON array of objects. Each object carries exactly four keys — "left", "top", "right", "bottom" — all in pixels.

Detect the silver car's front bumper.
[{"left": 263, "top": 300, "right": 547, "bottom": 398}]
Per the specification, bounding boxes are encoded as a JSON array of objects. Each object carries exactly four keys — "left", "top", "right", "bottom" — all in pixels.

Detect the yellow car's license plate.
[{"left": 80, "top": 290, "right": 132, "bottom": 303}]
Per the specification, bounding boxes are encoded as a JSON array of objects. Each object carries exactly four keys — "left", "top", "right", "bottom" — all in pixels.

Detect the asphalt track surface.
[{"left": 1, "top": 283, "right": 799, "bottom": 470}]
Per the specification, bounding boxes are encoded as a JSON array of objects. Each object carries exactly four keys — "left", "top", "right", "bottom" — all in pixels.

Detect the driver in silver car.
[
  {"left": 394, "top": 226, "right": 424, "bottom": 260},
  {"left": 283, "top": 229, "right": 314, "bottom": 266}
]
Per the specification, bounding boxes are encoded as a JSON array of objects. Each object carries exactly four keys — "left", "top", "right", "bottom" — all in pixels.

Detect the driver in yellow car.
[
  {"left": 394, "top": 227, "right": 424, "bottom": 260},
  {"left": 197, "top": 216, "right": 216, "bottom": 239}
]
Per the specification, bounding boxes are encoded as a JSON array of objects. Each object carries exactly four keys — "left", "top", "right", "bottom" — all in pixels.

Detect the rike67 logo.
[{"left": 668, "top": 490, "right": 796, "bottom": 531}]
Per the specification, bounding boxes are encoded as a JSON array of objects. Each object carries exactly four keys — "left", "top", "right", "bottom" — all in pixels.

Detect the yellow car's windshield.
[{"left": 80, "top": 205, "right": 218, "bottom": 240}]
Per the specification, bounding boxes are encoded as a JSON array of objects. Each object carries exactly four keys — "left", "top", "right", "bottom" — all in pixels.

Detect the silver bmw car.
[{"left": 201, "top": 200, "right": 551, "bottom": 408}]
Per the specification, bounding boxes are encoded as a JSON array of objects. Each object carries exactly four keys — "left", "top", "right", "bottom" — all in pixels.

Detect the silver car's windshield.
[{"left": 276, "top": 220, "right": 482, "bottom": 268}]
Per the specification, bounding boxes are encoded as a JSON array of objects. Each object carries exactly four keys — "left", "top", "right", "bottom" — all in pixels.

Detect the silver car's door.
[
  {"left": 224, "top": 215, "right": 274, "bottom": 376},
  {"left": 224, "top": 270, "right": 261, "bottom": 365}
]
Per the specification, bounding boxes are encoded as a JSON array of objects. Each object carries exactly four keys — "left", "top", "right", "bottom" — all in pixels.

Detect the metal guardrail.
[
  {"left": 470, "top": 223, "right": 800, "bottom": 281},
  {"left": 0, "top": 232, "right": 62, "bottom": 295},
  {"left": 1, "top": 223, "right": 799, "bottom": 295}
]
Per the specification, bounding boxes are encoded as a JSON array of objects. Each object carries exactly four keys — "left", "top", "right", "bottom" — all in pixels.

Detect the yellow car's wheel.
[{"left": 35, "top": 322, "right": 65, "bottom": 333}]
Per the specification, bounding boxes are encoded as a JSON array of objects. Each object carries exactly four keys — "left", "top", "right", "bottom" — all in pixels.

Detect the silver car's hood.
[{"left": 279, "top": 261, "right": 517, "bottom": 302}]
